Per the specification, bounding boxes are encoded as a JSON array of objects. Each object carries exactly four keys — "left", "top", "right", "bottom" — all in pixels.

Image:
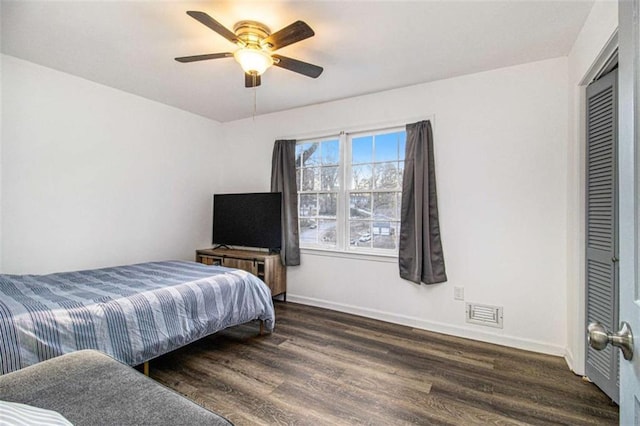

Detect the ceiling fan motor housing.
[{"left": 233, "top": 21, "right": 272, "bottom": 48}]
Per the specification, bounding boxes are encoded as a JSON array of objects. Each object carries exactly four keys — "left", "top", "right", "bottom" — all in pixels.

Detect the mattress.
[{"left": 0, "top": 261, "right": 275, "bottom": 374}]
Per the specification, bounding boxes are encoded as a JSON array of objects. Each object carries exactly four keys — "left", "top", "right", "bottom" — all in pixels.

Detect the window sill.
[{"left": 300, "top": 247, "right": 398, "bottom": 263}]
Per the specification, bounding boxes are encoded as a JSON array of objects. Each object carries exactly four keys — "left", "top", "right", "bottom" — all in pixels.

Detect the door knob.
[{"left": 588, "top": 321, "right": 634, "bottom": 360}]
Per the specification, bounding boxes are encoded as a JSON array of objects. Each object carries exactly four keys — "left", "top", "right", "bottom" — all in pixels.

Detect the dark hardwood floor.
[{"left": 150, "top": 302, "right": 618, "bottom": 425}]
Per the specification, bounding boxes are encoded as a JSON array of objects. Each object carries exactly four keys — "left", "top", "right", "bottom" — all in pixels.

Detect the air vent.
[{"left": 466, "top": 303, "right": 503, "bottom": 328}]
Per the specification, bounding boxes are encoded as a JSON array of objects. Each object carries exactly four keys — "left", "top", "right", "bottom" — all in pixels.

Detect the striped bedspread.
[{"left": 0, "top": 261, "right": 275, "bottom": 374}]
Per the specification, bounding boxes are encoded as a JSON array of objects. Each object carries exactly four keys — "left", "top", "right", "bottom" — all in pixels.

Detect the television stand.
[{"left": 195, "top": 248, "right": 286, "bottom": 300}]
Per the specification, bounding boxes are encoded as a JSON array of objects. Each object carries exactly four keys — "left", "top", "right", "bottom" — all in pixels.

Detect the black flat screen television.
[{"left": 212, "top": 192, "right": 282, "bottom": 251}]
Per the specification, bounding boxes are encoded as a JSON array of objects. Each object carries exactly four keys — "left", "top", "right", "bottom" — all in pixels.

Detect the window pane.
[
  {"left": 321, "top": 166, "right": 339, "bottom": 191},
  {"left": 296, "top": 169, "right": 301, "bottom": 191},
  {"left": 398, "top": 161, "right": 405, "bottom": 187},
  {"left": 318, "top": 220, "right": 337, "bottom": 245},
  {"left": 352, "top": 136, "right": 373, "bottom": 164},
  {"left": 396, "top": 192, "right": 403, "bottom": 220},
  {"left": 373, "top": 192, "right": 397, "bottom": 220},
  {"left": 300, "top": 194, "right": 317, "bottom": 217},
  {"left": 300, "top": 222, "right": 318, "bottom": 244},
  {"left": 373, "top": 222, "right": 399, "bottom": 250},
  {"left": 302, "top": 142, "right": 320, "bottom": 166},
  {"left": 351, "top": 164, "right": 373, "bottom": 190},
  {"left": 302, "top": 168, "right": 319, "bottom": 191},
  {"left": 318, "top": 193, "right": 337, "bottom": 217},
  {"left": 350, "top": 221, "right": 371, "bottom": 248},
  {"left": 374, "top": 132, "right": 401, "bottom": 162},
  {"left": 374, "top": 162, "right": 399, "bottom": 189},
  {"left": 322, "top": 140, "right": 339, "bottom": 165},
  {"left": 349, "top": 192, "right": 371, "bottom": 219}
]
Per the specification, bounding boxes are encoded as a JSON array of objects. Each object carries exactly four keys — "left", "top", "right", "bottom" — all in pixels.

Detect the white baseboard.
[
  {"left": 564, "top": 348, "right": 586, "bottom": 376},
  {"left": 564, "top": 348, "right": 575, "bottom": 372},
  {"left": 286, "top": 294, "right": 565, "bottom": 356}
]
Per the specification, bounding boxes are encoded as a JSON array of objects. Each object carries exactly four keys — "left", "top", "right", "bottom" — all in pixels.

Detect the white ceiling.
[{"left": 1, "top": 1, "right": 594, "bottom": 123}]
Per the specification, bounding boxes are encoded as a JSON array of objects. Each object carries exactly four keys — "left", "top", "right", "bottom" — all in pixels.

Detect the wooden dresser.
[{"left": 196, "top": 248, "right": 286, "bottom": 300}]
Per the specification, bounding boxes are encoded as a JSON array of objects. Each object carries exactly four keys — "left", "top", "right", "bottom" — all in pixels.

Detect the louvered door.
[{"left": 585, "top": 69, "right": 618, "bottom": 403}]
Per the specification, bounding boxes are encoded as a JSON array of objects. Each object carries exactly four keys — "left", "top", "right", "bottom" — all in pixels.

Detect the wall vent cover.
[{"left": 466, "top": 303, "right": 503, "bottom": 328}]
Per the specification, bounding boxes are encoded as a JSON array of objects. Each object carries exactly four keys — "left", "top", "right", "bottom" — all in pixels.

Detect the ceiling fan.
[{"left": 175, "top": 11, "right": 323, "bottom": 88}]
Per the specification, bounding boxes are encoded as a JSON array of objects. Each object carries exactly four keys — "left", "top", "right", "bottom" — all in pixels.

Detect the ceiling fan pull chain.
[{"left": 253, "top": 86, "right": 257, "bottom": 120}]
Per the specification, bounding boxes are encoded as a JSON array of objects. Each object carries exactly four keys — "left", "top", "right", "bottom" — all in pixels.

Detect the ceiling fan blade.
[
  {"left": 186, "top": 11, "right": 238, "bottom": 44},
  {"left": 245, "top": 73, "right": 261, "bottom": 88},
  {"left": 175, "top": 52, "right": 233, "bottom": 63},
  {"left": 263, "top": 21, "right": 314, "bottom": 51},
  {"left": 272, "top": 55, "right": 323, "bottom": 78}
]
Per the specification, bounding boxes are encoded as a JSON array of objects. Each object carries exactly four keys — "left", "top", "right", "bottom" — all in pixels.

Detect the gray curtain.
[
  {"left": 399, "top": 120, "right": 447, "bottom": 284},
  {"left": 271, "top": 139, "right": 301, "bottom": 266}
]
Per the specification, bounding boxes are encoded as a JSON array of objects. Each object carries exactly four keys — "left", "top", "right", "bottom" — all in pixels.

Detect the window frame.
[
  {"left": 296, "top": 136, "right": 342, "bottom": 250},
  {"left": 296, "top": 125, "right": 406, "bottom": 257}
]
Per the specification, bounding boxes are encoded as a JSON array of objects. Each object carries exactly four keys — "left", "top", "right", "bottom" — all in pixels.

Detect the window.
[
  {"left": 296, "top": 138, "right": 340, "bottom": 247},
  {"left": 296, "top": 127, "right": 406, "bottom": 255}
]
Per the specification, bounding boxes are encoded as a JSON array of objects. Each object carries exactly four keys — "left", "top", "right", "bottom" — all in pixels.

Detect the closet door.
[{"left": 584, "top": 69, "right": 618, "bottom": 403}]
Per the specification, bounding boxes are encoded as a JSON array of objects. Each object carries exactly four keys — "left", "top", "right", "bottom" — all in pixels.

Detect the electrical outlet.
[{"left": 454, "top": 287, "right": 464, "bottom": 301}]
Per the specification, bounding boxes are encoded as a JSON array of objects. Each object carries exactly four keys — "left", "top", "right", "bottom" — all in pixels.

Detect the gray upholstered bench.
[{"left": 0, "top": 350, "right": 232, "bottom": 425}]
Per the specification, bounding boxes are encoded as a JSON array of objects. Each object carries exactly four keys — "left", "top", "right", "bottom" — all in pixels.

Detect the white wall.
[
  {"left": 221, "top": 57, "right": 570, "bottom": 355},
  {"left": 565, "top": 1, "right": 618, "bottom": 374},
  {"left": 1, "top": 55, "right": 224, "bottom": 274}
]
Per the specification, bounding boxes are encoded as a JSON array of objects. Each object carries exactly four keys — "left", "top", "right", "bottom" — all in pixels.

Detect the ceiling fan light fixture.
[{"left": 233, "top": 48, "right": 273, "bottom": 75}]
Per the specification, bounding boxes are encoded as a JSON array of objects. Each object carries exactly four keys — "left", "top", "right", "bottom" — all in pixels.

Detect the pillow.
[{"left": 0, "top": 401, "right": 73, "bottom": 426}]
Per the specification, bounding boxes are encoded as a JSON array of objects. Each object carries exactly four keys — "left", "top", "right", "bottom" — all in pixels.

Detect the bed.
[{"left": 0, "top": 260, "right": 275, "bottom": 375}]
